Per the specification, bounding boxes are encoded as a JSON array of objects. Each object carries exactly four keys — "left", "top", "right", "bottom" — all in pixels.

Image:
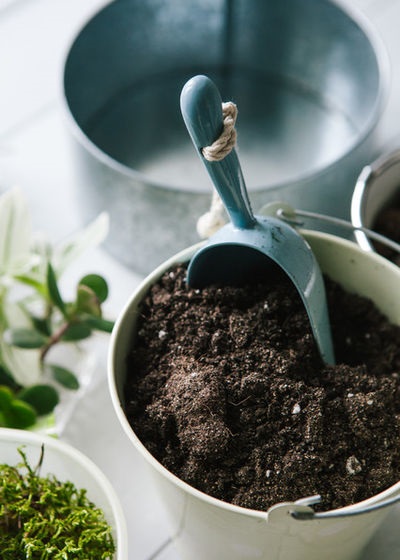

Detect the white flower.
[{"left": 0, "top": 188, "right": 36, "bottom": 283}]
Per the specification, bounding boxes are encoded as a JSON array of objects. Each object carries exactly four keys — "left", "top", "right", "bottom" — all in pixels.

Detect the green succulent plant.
[{"left": 0, "top": 188, "right": 113, "bottom": 429}]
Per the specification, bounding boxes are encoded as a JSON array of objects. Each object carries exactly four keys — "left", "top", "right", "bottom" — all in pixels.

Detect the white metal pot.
[{"left": 108, "top": 231, "right": 400, "bottom": 560}]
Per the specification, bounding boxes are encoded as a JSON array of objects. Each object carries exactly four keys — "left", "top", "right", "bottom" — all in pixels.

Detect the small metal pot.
[
  {"left": 108, "top": 232, "right": 400, "bottom": 560},
  {"left": 63, "top": 0, "right": 389, "bottom": 274},
  {"left": 351, "top": 148, "right": 400, "bottom": 252}
]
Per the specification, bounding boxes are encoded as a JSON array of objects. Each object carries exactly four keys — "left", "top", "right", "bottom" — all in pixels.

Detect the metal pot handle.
[
  {"left": 287, "top": 487, "right": 400, "bottom": 520},
  {"left": 266, "top": 489, "right": 400, "bottom": 521},
  {"left": 259, "top": 203, "right": 400, "bottom": 256}
]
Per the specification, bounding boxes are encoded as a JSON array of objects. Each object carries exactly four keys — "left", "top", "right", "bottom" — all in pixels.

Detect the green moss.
[{"left": 0, "top": 446, "right": 116, "bottom": 559}]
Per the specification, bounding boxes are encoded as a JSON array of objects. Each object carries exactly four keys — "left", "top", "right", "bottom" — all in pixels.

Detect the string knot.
[{"left": 201, "top": 102, "right": 238, "bottom": 162}]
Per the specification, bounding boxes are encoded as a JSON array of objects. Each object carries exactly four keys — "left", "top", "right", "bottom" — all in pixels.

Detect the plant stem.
[{"left": 39, "top": 322, "right": 71, "bottom": 362}]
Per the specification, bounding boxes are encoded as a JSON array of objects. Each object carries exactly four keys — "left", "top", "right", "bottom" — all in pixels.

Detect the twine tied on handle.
[{"left": 196, "top": 102, "right": 238, "bottom": 238}]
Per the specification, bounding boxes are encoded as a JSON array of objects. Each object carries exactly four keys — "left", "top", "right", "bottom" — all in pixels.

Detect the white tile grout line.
[{"left": 146, "top": 537, "right": 175, "bottom": 560}]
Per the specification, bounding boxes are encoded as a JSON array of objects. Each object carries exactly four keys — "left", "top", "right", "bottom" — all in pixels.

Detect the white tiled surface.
[{"left": 1, "top": 1, "right": 400, "bottom": 558}]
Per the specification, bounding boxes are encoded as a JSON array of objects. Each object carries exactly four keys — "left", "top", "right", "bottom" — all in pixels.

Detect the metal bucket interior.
[{"left": 63, "top": 0, "right": 388, "bottom": 273}]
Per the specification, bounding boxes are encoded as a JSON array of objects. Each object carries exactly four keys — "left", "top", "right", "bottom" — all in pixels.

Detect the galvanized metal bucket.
[{"left": 63, "top": 0, "right": 388, "bottom": 273}]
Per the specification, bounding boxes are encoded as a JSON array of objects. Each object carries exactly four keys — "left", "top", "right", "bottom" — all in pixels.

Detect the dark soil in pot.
[
  {"left": 124, "top": 265, "right": 400, "bottom": 512},
  {"left": 373, "top": 200, "right": 400, "bottom": 265}
]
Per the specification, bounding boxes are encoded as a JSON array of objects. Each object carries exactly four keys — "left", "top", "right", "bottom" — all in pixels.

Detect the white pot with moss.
[{"left": 0, "top": 427, "right": 128, "bottom": 559}]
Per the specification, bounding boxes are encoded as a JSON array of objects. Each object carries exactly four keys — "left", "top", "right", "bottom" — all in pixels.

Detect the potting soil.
[{"left": 124, "top": 265, "right": 400, "bottom": 512}]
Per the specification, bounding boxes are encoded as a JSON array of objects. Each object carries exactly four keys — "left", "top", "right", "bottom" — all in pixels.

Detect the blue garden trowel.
[{"left": 180, "top": 75, "right": 335, "bottom": 365}]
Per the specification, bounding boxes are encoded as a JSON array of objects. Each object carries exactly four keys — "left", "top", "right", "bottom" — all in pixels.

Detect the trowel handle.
[{"left": 180, "top": 75, "right": 256, "bottom": 230}]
